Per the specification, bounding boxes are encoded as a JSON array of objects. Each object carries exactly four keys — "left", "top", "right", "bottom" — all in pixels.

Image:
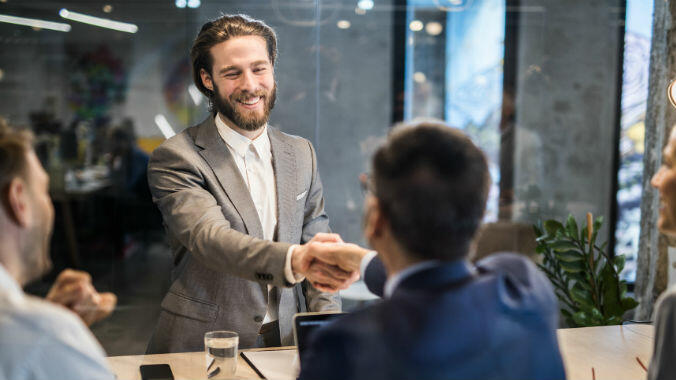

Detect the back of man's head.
[
  {"left": 0, "top": 119, "right": 33, "bottom": 214},
  {"left": 372, "top": 120, "right": 490, "bottom": 262}
]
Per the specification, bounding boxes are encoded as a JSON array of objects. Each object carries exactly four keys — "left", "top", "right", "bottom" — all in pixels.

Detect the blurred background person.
[{"left": 0, "top": 119, "right": 115, "bottom": 379}]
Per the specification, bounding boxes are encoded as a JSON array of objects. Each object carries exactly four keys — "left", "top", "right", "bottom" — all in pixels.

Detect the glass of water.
[{"left": 205, "top": 331, "right": 239, "bottom": 379}]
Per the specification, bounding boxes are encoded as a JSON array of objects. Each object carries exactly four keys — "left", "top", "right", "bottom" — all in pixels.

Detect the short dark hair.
[
  {"left": 371, "top": 120, "right": 490, "bottom": 261},
  {"left": 0, "top": 119, "right": 34, "bottom": 205},
  {"left": 190, "top": 14, "right": 277, "bottom": 99}
]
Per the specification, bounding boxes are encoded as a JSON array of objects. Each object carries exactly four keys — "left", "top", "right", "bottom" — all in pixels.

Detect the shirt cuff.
[
  {"left": 285, "top": 244, "right": 305, "bottom": 284},
  {"left": 360, "top": 250, "right": 378, "bottom": 280}
]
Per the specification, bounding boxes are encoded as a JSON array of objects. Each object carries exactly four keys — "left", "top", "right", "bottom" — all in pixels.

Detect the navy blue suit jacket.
[{"left": 298, "top": 253, "right": 566, "bottom": 380}]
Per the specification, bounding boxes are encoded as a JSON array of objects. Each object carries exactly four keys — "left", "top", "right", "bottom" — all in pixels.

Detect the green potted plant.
[{"left": 533, "top": 213, "right": 638, "bottom": 327}]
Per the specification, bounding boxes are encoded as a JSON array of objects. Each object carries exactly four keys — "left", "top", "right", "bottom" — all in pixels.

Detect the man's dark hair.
[
  {"left": 371, "top": 120, "right": 490, "bottom": 261},
  {"left": 190, "top": 14, "right": 277, "bottom": 102},
  {"left": 0, "top": 119, "right": 34, "bottom": 207}
]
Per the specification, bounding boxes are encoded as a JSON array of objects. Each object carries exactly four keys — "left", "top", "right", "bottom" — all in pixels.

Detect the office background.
[{"left": 0, "top": 0, "right": 659, "bottom": 355}]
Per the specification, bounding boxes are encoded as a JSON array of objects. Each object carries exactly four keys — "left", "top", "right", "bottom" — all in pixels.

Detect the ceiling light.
[
  {"left": 355, "top": 7, "right": 366, "bottom": 15},
  {"left": 175, "top": 0, "right": 187, "bottom": 8},
  {"left": 668, "top": 80, "right": 676, "bottom": 108},
  {"left": 0, "top": 68, "right": 4, "bottom": 81},
  {"left": 357, "top": 0, "right": 374, "bottom": 10},
  {"left": 188, "top": 84, "right": 204, "bottom": 105},
  {"left": 425, "top": 21, "right": 443, "bottom": 36},
  {"left": 409, "top": 20, "right": 423, "bottom": 32},
  {"left": 102, "top": 4, "right": 113, "bottom": 13},
  {"left": 59, "top": 9, "right": 137, "bottom": 33},
  {"left": 187, "top": 0, "right": 201, "bottom": 8},
  {"left": 0, "top": 14, "right": 71, "bottom": 32},
  {"left": 337, "top": 20, "right": 351, "bottom": 29},
  {"left": 413, "top": 72, "right": 426, "bottom": 83},
  {"left": 154, "top": 114, "right": 176, "bottom": 139}
]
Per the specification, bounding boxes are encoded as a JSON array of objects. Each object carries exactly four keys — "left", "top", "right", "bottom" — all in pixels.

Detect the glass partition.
[{"left": 0, "top": 0, "right": 635, "bottom": 354}]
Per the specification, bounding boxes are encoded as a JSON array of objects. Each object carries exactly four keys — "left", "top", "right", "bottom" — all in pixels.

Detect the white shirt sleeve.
[{"left": 285, "top": 244, "right": 305, "bottom": 283}]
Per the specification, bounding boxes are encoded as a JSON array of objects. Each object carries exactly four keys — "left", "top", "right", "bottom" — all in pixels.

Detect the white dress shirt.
[
  {"left": 215, "top": 114, "right": 301, "bottom": 324},
  {"left": 0, "top": 265, "right": 114, "bottom": 380}
]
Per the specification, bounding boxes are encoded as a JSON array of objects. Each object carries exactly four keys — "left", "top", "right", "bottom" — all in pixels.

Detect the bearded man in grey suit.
[{"left": 146, "top": 14, "right": 358, "bottom": 353}]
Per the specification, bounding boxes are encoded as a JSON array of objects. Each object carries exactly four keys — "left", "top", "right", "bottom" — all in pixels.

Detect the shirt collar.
[
  {"left": 0, "top": 264, "right": 23, "bottom": 298},
  {"left": 214, "top": 113, "right": 270, "bottom": 159},
  {"left": 384, "top": 260, "right": 440, "bottom": 298}
]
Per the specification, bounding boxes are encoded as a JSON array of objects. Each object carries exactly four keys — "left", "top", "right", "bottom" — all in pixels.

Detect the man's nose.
[
  {"left": 652, "top": 168, "right": 664, "bottom": 188},
  {"left": 239, "top": 70, "right": 257, "bottom": 92}
]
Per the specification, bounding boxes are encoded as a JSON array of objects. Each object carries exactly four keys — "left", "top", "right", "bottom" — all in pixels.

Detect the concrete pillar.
[{"left": 634, "top": 0, "right": 676, "bottom": 320}]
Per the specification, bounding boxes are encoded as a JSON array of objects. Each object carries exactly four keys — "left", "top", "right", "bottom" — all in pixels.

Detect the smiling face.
[
  {"left": 652, "top": 130, "right": 676, "bottom": 237},
  {"left": 200, "top": 35, "right": 276, "bottom": 132}
]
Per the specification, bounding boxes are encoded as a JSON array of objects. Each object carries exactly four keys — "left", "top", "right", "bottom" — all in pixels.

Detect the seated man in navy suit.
[{"left": 298, "top": 120, "right": 566, "bottom": 380}]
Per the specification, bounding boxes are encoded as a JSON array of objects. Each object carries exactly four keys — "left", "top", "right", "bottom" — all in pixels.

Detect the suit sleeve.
[
  {"left": 148, "top": 139, "right": 292, "bottom": 287},
  {"left": 648, "top": 289, "right": 676, "bottom": 380},
  {"left": 363, "top": 256, "right": 387, "bottom": 298},
  {"left": 299, "top": 140, "right": 341, "bottom": 312}
]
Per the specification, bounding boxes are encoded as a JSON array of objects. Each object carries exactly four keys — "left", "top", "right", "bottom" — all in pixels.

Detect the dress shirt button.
[{"left": 254, "top": 315, "right": 264, "bottom": 323}]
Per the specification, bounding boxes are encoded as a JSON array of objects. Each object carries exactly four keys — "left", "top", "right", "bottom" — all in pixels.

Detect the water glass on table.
[{"left": 205, "top": 331, "right": 239, "bottom": 379}]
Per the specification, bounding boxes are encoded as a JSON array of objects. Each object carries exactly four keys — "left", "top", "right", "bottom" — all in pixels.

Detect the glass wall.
[
  {"left": 615, "top": 0, "right": 654, "bottom": 283},
  {"left": 0, "top": 0, "right": 635, "bottom": 354}
]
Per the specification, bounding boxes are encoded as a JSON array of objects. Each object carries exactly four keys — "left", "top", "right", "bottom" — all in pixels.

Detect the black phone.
[{"left": 140, "top": 364, "right": 174, "bottom": 380}]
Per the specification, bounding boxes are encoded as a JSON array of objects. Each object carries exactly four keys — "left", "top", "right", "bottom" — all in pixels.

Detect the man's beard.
[{"left": 212, "top": 83, "right": 277, "bottom": 131}]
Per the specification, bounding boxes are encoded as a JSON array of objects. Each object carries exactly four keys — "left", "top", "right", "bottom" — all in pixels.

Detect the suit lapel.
[
  {"left": 194, "top": 117, "right": 264, "bottom": 239},
  {"left": 268, "top": 127, "right": 297, "bottom": 243}
]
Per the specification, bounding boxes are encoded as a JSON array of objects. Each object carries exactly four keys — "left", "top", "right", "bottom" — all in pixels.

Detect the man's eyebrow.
[
  {"left": 217, "top": 60, "right": 270, "bottom": 74},
  {"left": 218, "top": 65, "right": 239, "bottom": 74}
]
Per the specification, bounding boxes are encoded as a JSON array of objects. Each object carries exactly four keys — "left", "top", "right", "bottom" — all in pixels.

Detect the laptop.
[
  {"left": 240, "top": 312, "right": 345, "bottom": 380},
  {"left": 293, "top": 311, "right": 345, "bottom": 359}
]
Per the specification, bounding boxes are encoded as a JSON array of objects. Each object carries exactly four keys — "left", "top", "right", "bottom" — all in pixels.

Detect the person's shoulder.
[
  {"left": 152, "top": 123, "right": 200, "bottom": 153},
  {"left": 476, "top": 252, "right": 558, "bottom": 316},
  {"left": 0, "top": 295, "right": 112, "bottom": 379},
  {"left": 268, "top": 126, "right": 313, "bottom": 150},
  {"left": 11, "top": 295, "right": 91, "bottom": 336},
  {"left": 475, "top": 252, "right": 540, "bottom": 279}
]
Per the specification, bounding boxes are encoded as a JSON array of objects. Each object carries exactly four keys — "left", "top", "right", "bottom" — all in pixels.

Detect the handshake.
[{"left": 291, "top": 233, "right": 373, "bottom": 293}]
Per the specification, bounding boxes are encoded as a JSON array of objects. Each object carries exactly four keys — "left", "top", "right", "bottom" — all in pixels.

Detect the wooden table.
[
  {"left": 109, "top": 325, "right": 654, "bottom": 380},
  {"left": 557, "top": 324, "right": 653, "bottom": 380}
]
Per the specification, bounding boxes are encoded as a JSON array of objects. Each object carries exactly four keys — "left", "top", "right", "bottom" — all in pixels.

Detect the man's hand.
[
  {"left": 46, "top": 269, "right": 117, "bottom": 326},
  {"left": 301, "top": 233, "right": 372, "bottom": 273},
  {"left": 291, "top": 233, "right": 372, "bottom": 292}
]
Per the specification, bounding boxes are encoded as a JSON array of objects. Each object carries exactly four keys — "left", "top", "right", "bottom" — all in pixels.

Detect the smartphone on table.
[{"left": 140, "top": 364, "right": 174, "bottom": 380}]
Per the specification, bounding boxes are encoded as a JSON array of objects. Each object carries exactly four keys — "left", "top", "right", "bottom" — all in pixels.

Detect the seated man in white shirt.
[{"left": 0, "top": 120, "right": 115, "bottom": 380}]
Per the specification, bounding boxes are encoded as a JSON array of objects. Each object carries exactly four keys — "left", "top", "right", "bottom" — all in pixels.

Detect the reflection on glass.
[
  {"left": 616, "top": 0, "right": 654, "bottom": 282},
  {"left": 405, "top": 0, "right": 504, "bottom": 221}
]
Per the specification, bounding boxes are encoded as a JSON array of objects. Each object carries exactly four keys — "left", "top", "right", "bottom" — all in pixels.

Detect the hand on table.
[
  {"left": 46, "top": 269, "right": 117, "bottom": 326},
  {"left": 292, "top": 233, "right": 372, "bottom": 292}
]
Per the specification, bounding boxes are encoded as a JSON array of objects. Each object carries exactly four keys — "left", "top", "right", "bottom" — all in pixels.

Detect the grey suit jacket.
[{"left": 146, "top": 117, "right": 340, "bottom": 353}]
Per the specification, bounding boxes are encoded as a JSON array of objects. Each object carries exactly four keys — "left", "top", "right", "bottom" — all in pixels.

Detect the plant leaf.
[
  {"left": 614, "top": 255, "right": 626, "bottom": 274},
  {"left": 570, "top": 285, "right": 593, "bottom": 310},
  {"left": 560, "top": 260, "right": 585, "bottom": 274},
  {"left": 549, "top": 240, "right": 578, "bottom": 251},
  {"left": 554, "top": 250, "right": 584, "bottom": 262},
  {"left": 590, "top": 307, "right": 604, "bottom": 325},
  {"left": 544, "top": 220, "right": 564, "bottom": 236},
  {"left": 572, "top": 311, "right": 589, "bottom": 327},
  {"left": 600, "top": 264, "right": 622, "bottom": 317},
  {"left": 566, "top": 214, "right": 579, "bottom": 240},
  {"left": 621, "top": 297, "right": 639, "bottom": 311}
]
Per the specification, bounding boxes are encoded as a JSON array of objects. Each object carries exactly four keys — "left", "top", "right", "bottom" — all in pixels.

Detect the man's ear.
[
  {"left": 200, "top": 68, "right": 214, "bottom": 92},
  {"left": 364, "top": 196, "right": 387, "bottom": 240},
  {"left": 5, "top": 178, "right": 30, "bottom": 228}
]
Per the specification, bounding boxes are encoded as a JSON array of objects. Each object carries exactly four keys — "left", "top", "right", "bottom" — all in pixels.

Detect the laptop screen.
[{"left": 293, "top": 312, "right": 345, "bottom": 358}]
